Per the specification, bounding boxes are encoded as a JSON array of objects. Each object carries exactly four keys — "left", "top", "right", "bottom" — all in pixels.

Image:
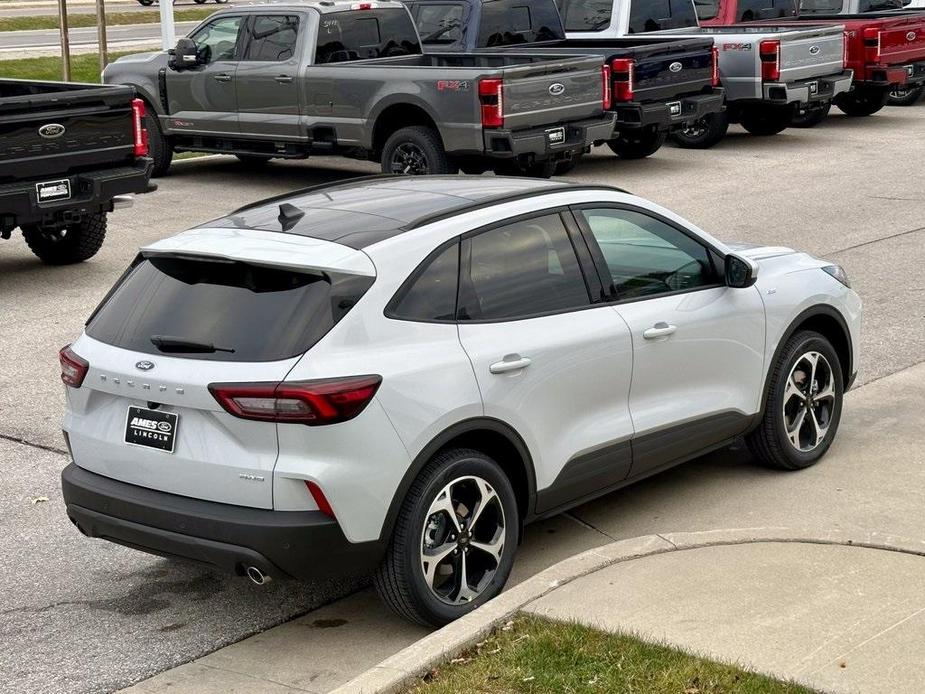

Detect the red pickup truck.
[{"left": 699, "top": 0, "right": 925, "bottom": 124}]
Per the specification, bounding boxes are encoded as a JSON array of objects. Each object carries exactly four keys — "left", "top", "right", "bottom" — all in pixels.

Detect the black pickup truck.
[
  {"left": 0, "top": 80, "right": 153, "bottom": 264},
  {"left": 402, "top": 0, "right": 726, "bottom": 158}
]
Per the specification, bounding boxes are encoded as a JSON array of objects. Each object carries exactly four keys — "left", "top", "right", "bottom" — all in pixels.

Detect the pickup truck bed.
[{"left": 0, "top": 79, "right": 153, "bottom": 264}]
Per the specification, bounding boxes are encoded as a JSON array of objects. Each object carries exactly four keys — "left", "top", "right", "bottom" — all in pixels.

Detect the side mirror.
[
  {"left": 725, "top": 253, "right": 759, "bottom": 288},
  {"left": 169, "top": 38, "right": 200, "bottom": 70}
]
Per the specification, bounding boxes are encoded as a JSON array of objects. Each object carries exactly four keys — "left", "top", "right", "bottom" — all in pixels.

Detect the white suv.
[{"left": 60, "top": 175, "right": 861, "bottom": 626}]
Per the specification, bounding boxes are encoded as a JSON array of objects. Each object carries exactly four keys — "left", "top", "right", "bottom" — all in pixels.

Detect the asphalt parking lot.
[{"left": 1, "top": 106, "right": 924, "bottom": 694}]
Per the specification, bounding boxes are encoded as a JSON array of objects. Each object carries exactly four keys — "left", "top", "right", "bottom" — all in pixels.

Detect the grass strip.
[{"left": 0, "top": 8, "right": 212, "bottom": 32}]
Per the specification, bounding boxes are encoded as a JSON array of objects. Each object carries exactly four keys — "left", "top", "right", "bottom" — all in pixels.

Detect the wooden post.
[
  {"left": 96, "top": 0, "right": 108, "bottom": 74},
  {"left": 58, "top": 0, "right": 71, "bottom": 81}
]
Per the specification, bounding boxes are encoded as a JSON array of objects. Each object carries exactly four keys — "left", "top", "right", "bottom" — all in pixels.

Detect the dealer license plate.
[
  {"left": 124, "top": 406, "right": 178, "bottom": 453},
  {"left": 35, "top": 179, "right": 71, "bottom": 203}
]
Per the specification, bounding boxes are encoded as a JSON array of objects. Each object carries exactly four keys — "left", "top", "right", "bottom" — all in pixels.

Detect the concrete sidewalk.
[{"left": 527, "top": 541, "right": 925, "bottom": 694}]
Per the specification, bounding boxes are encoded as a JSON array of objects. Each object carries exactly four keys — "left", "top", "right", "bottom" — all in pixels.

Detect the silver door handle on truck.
[
  {"left": 275, "top": 75, "right": 293, "bottom": 84},
  {"left": 643, "top": 322, "right": 677, "bottom": 340},
  {"left": 213, "top": 74, "right": 233, "bottom": 83},
  {"left": 489, "top": 356, "right": 532, "bottom": 374}
]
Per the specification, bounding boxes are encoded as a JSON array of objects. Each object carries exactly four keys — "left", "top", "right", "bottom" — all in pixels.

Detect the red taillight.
[
  {"left": 711, "top": 45, "right": 720, "bottom": 87},
  {"left": 863, "top": 27, "right": 881, "bottom": 64},
  {"left": 843, "top": 31, "right": 850, "bottom": 69},
  {"left": 209, "top": 376, "right": 382, "bottom": 426},
  {"left": 59, "top": 345, "right": 88, "bottom": 388},
  {"left": 610, "top": 58, "right": 634, "bottom": 102},
  {"left": 306, "top": 481, "right": 335, "bottom": 518},
  {"left": 131, "top": 98, "right": 149, "bottom": 158},
  {"left": 759, "top": 40, "right": 780, "bottom": 82},
  {"left": 601, "top": 64, "right": 612, "bottom": 110},
  {"left": 478, "top": 78, "right": 503, "bottom": 128}
]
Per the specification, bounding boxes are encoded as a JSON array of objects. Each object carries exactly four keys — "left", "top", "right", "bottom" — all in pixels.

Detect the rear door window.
[
  {"left": 556, "top": 0, "right": 614, "bottom": 32},
  {"left": 628, "top": 0, "right": 699, "bottom": 33},
  {"left": 86, "top": 256, "right": 373, "bottom": 362},
  {"left": 315, "top": 9, "right": 421, "bottom": 63},
  {"left": 243, "top": 15, "right": 300, "bottom": 61},
  {"left": 477, "top": 0, "right": 565, "bottom": 47}
]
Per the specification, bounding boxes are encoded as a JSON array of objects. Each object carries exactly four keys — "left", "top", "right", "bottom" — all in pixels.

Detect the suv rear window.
[
  {"left": 477, "top": 0, "right": 565, "bottom": 47},
  {"left": 628, "top": 0, "right": 699, "bottom": 33},
  {"left": 315, "top": 9, "right": 421, "bottom": 63},
  {"left": 86, "top": 256, "right": 373, "bottom": 362}
]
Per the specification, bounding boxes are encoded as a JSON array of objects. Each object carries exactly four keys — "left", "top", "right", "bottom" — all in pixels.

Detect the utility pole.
[
  {"left": 95, "top": 0, "right": 108, "bottom": 74},
  {"left": 58, "top": 0, "right": 71, "bottom": 81},
  {"left": 159, "top": 0, "right": 176, "bottom": 51}
]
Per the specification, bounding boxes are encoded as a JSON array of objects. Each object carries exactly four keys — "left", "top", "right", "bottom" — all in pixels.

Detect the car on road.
[
  {"left": 103, "top": 0, "right": 616, "bottom": 178},
  {"left": 0, "top": 79, "right": 154, "bottom": 264},
  {"left": 60, "top": 175, "right": 861, "bottom": 626}
]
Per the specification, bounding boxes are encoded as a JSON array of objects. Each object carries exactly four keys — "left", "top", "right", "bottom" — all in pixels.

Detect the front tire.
[
  {"left": 790, "top": 102, "right": 831, "bottom": 129},
  {"left": 739, "top": 105, "right": 792, "bottom": 136},
  {"left": 381, "top": 126, "right": 457, "bottom": 176},
  {"left": 747, "top": 330, "right": 844, "bottom": 470},
  {"left": 670, "top": 112, "right": 729, "bottom": 149},
  {"left": 888, "top": 84, "right": 924, "bottom": 106},
  {"left": 22, "top": 213, "right": 107, "bottom": 265},
  {"left": 145, "top": 109, "right": 173, "bottom": 177},
  {"left": 374, "top": 448, "right": 519, "bottom": 627},
  {"left": 835, "top": 87, "right": 890, "bottom": 117},
  {"left": 607, "top": 127, "right": 666, "bottom": 159}
]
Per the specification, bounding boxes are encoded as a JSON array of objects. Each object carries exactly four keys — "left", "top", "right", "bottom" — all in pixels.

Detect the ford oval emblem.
[
  {"left": 548, "top": 82, "right": 565, "bottom": 96},
  {"left": 669, "top": 61, "right": 683, "bottom": 73},
  {"left": 38, "top": 123, "right": 66, "bottom": 139},
  {"left": 907, "top": 31, "right": 917, "bottom": 42},
  {"left": 135, "top": 360, "right": 155, "bottom": 371},
  {"left": 809, "top": 45, "right": 821, "bottom": 55}
]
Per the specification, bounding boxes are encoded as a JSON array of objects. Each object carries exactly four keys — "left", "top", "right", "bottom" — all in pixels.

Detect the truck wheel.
[
  {"left": 746, "top": 331, "right": 843, "bottom": 471},
  {"left": 137, "top": 0, "right": 154, "bottom": 5},
  {"left": 835, "top": 87, "right": 889, "bottom": 117},
  {"left": 670, "top": 112, "right": 729, "bottom": 149},
  {"left": 374, "top": 448, "right": 519, "bottom": 627},
  {"left": 145, "top": 110, "right": 174, "bottom": 177},
  {"left": 22, "top": 213, "right": 107, "bottom": 265},
  {"left": 888, "top": 84, "right": 924, "bottom": 106},
  {"left": 381, "top": 126, "right": 458, "bottom": 176},
  {"left": 739, "top": 106, "right": 792, "bottom": 136},
  {"left": 606, "top": 127, "right": 666, "bottom": 159},
  {"left": 790, "top": 102, "right": 831, "bottom": 129}
]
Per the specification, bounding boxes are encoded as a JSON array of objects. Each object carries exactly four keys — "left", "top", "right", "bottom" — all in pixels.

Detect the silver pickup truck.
[
  {"left": 556, "top": 0, "right": 853, "bottom": 147},
  {"left": 102, "top": 0, "right": 615, "bottom": 177}
]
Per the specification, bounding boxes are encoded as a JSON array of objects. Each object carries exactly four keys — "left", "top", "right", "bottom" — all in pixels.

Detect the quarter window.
[
  {"left": 388, "top": 242, "right": 460, "bottom": 322},
  {"left": 189, "top": 16, "right": 244, "bottom": 64},
  {"left": 244, "top": 15, "right": 300, "bottom": 61},
  {"left": 458, "top": 214, "right": 590, "bottom": 321},
  {"left": 577, "top": 208, "right": 718, "bottom": 300}
]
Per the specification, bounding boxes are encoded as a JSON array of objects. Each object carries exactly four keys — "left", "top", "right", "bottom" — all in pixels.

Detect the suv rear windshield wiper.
[{"left": 151, "top": 335, "right": 236, "bottom": 354}]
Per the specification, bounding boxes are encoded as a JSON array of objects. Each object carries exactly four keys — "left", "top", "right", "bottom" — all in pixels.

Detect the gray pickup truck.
[{"left": 102, "top": 0, "right": 615, "bottom": 177}]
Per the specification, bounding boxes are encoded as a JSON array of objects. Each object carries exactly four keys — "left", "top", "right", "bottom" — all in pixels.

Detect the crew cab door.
[
  {"left": 573, "top": 205, "right": 766, "bottom": 477},
  {"left": 235, "top": 13, "right": 304, "bottom": 139},
  {"left": 166, "top": 14, "right": 245, "bottom": 135},
  {"left": 455, "top": 211, "right": 635, "bottom": 515}
]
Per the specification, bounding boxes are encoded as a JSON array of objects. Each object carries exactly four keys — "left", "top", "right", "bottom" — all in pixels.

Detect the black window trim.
[
  {"left": 240, "top": 12, "right": 303, "bottom": 62},
  {"left": 383, "top": 237, "right": 461, "bottom": 324},
  {"left": 567, "top": 202, "right": 728, "bottom": 306}
]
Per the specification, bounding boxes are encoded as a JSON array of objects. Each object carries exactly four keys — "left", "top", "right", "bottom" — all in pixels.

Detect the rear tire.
[
  {"left": 790, "top": 102, "right": 831, "bottom": 128},
  {"left": 739, "top": 105, "right": 792, "bottom": 136},
  {"left": 835, "top": 87, "right": 890, "bottom": 117},
  {"left": 670, "top": 112, "right": 729, "bottom": 149},
  {"left": 607, "top": 127, "right": 666, "bottom": 159},
  {"left": 888, "top": 84, "right": 924, "bottom": 106},
  {"left": 746, "top": 330, "right": 844, "bottom": 471},
  {"left": 374, "top": 448, "right": 519, "bottom": 627},
  {"left": 22, "top": 213, "right": 107, "bottom": 265},
  {"left": 145, "top": 109, "right": 173, "bottom": 177},
  {"left": 381, "top": 126, "right": 457, "bottom": 175}
]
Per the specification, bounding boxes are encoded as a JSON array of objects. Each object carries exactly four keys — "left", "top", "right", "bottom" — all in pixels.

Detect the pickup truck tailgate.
[
  {"left": 0, "top": 80, "right": 136, "bottom": 183},
  {"left": 497, "top": 55, "right": 604, "bottom": 130},
  {"left": 779, "top": 27, "right": 845, "bottom": 82},
  {"left": 877, "top": 19, "right": 925, "bottom": 65},
  {"left": 624, "top": 39, "right": 715, "bottom": 103}
]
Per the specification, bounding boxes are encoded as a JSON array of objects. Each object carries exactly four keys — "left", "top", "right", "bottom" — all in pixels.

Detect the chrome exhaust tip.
[{"left": 245, "top": 566, "right": 270, "bottom": 585}]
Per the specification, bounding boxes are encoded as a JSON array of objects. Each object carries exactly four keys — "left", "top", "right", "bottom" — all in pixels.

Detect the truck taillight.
[
  {"left": 759, "top": 40, "right": 780, "bottom": 82},
  {"left": 711, "top": 45, "right": 720, "bottom": 87},
  {"left": 863, "top": 27, "right": 881, "bottom": 64},
  {"left": 59, "top": 344, "right": 88, "bottom": 388},
  {"left": 209, "top": 376, "right": 381, "bottom": 426},
  {"left": 611, "top": 58, "right": 634, "bottom": 102},
  {"left": 843, "top": 31, "right": 849, "bottom": 69},
  {"left": 601, "top": 64, "right": 612, "bottom": 110},
  {"left": 478, "top": 78, "right": 503, "bottom": 128},
  {"left": 131, "top": 98, "right": 149, "bottom": 158}
]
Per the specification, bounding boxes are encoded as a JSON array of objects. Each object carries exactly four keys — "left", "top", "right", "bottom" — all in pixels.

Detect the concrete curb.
[{"left": 331, "top": 527, "right": 925, "bottom": 694}]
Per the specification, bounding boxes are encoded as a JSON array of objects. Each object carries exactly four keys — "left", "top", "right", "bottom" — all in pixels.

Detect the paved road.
[
  {"left": 0, "top": 1, "right": 228, "bottom": 19},
  {"left": 1, "top": 105, "right": 923, "bottom": 693},
  {"left": 0, "top": 20, "right": 196, "bottom": 50}
]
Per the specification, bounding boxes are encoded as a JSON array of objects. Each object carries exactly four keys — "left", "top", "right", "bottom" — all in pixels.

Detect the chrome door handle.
[
  {"left": 643, "top": 322, "right": 677, "bottom": 340},
  {"left": 275, "top": 75, "right": 293, "bottom": 83},
  {"left": 213, "top": 73, "right": 233, "bottom": 82},
  {"left": 489, "top": 355, "right": 532, "bottom": 374}
]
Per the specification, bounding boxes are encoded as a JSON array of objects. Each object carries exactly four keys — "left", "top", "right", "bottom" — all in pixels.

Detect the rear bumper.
[
  {"left": 613, "top": 89, "right": 726, "bottom": 131},
  {"left": 763, "top": 70, "right": 854, "bottom": 105},
  {"left": 481, "top": 114, "right": 617, "bottom": 162},
  {"left": 859, "top": 61, "right": 925, "bottom": 87},
  {"left": 61, "top": 462, "right": 384, "bottom": 581},
  {"left": 0, "top": 158, "right": 153, "bottom": 232}
]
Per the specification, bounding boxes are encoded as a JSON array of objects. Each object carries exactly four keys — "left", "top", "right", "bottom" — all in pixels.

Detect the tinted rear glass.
[
  {"left": 315, "top": 9, "right": 421, "bottom": 63},
  {"left": 87, "top": 256, "right": 373, "bottom": 362},
  {"left": 388, "top": 241, "right": 459, "bottom": 321},
  {"left": 244, "top": 15, "right": 300, "bottom": 61},
  {"left": 628, "top": 0, "right": 699, "bottom": 33},
  {"left": 557, "top": 0, "right": 614, "bottom": 31},
  {"left": 478, "top": 0, "right": 565, "bottom": 46},
  {"left": 410, "top": 2, "right": 467, "bottom": 46},
  {"left": 799, "top": 0, "right": 843, "bottom": 11}
]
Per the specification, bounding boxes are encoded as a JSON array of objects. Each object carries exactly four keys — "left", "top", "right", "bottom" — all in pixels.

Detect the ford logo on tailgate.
[
  {"left": 809, "top": 45, "right": 821, "bottom": 55},
  {"left": 669, "top": 61, "right": 683, "bottom": 73},
  {"left": 38, "top": 123, "right": 66, "bottom": 139},
  {"left": 907, "top": 31, "right": 917, "bottom": 42},
  {"left": 548, "top": 82, "right": 565, "bottom": 96}
]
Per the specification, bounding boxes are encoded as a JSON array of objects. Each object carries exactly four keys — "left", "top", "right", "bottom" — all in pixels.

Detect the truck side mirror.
[
  {"left": 725, "top": 253, "right": 759, "bottom": 288},
  {"left": 169, "top": 38, "right": 201, "bottom": 70}
]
